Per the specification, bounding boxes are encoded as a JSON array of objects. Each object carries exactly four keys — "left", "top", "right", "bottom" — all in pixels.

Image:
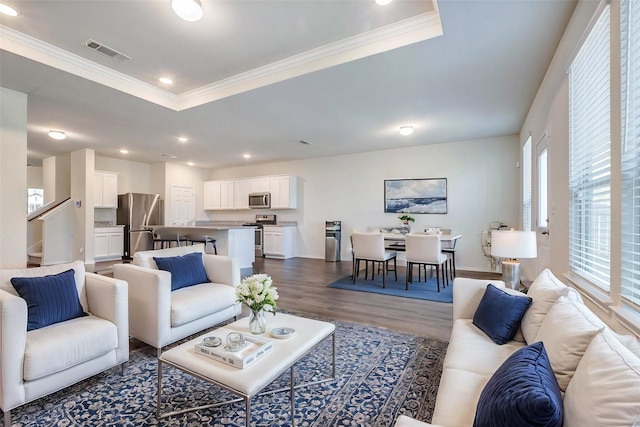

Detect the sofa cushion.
[
  {"left": 472, "top": 284, "right": 532, "bottom": 345},
  {"left": 1, "top": 260, "right": 88, "bottom": 309},
  {"left": 154, "top": 252, "right": 209, "bottom": 291},
  {"left": 133, "top": 244, "right": 204, "bottom": 269},
  {"left": 534, "top": 296, "right": 604, "bottom": 391},
  {"left": 521, "top": 269, "right": 569, "bottom": 343},
  {"left": 431, "top": 368, "right": 491, "bottom": 427},
  {"left": 171, "top": 282, "right": 236, "bottom": 327},
  {"left": 473, "top": 342, "right": 563, "bottom": 427},
  {"left": 23, "top": 315, "right": 118, "bottom": 381},
  {"left": 444, "top": 319, "right": 526, "bottom": 377},
  {"left": 563, "top": 329, "right": 640, "bottom": 427},
  {"left": 11, "top": 269, "right": 85, "bottom": 331}
]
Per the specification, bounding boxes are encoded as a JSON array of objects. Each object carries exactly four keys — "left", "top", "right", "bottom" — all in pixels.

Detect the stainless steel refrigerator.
[{"left": 117, "top": 193, "right": 163, "bottom": 259}]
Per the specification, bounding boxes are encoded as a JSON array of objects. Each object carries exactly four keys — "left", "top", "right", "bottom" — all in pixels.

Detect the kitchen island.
[{"left": 151, "top": 226, "right": 255, "bottom": 269}]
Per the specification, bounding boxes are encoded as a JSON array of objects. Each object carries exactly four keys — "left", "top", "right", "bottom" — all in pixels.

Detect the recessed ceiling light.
[
  {"left": 299, "top": 140, "right": 313, "bottom": 145},
  {"left": 375, "top": 0, "right": 393, "bottom": 5},
  {"left": 0, "top": 3, "right": 19, "bottom": 16},
  {"left": 187, "top": 161, "right": 194, "bottom": 166},
  {"left": 399, "top": 125, "right": 414, "bottom": 136},
  {"left": 171, "top": 0, "right": 203, "bottom": 22},
  {"left": 178, "top": 136, "right": 188, "bottom": 142},
  {"left": 48, "top": 130, "right": 66, "bottom": 140},
  {"left": 120, "top": 149, "right": 129, "bottom": 154},
  {"left": 159, "top": 77, "right": 173, "bottom": 85},
  {"left": 243, "top": 154, "right": 251, "bottom": 159}
]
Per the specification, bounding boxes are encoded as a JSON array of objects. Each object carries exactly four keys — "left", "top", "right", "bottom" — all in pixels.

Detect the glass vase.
[{"left": 249, "top": 309, "right": 267, "bottom": 335}]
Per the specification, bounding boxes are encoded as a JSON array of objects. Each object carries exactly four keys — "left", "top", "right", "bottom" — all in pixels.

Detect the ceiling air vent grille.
[{"left": 83, "top": 39, "right": 131, "bottom": 62}]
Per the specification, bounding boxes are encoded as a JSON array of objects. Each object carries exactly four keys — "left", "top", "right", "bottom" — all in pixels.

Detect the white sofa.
[
  {"left": 113, "top": 244, "right": 241, "bottom": 356},
  {"left": 396, "top": 269, "right": 640, "bottom": 427},
  {"left": 0, "top": 260, "right": 129, "bottom": 426}
]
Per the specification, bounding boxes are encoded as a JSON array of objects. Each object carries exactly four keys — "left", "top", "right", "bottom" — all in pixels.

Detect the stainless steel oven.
[{"left": 243, "top": 214, "right": 276, "bottom": 257}]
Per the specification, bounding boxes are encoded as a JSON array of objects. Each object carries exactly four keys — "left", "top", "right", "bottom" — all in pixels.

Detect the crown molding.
[
  {"left": 0, "top": 9, "right": 442, "bottom": 112},
  {"left": 0, "top": 25, "right": 180, "bottom": 109},
  {"left": 177, "top": 11, "right": 443, "bottom": 111}
]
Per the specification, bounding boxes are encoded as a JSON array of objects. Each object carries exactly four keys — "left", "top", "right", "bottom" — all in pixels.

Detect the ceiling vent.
[
  {"left": 83, "top": 39, "right": 131, "bottom": 62},
  {"left": 161, "top": 153, "right": 178, "bottom": 159}
]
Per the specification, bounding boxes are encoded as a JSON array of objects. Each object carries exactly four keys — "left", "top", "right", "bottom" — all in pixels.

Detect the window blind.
[
  {"left": 568, "top": 4, "right": 611, "bottom": 290},
  {"left": 522, "top": 137, "right": 532, "bottom": 231},
  {"left": 621, "top": 0, "right": 640, "bottom": 306}
]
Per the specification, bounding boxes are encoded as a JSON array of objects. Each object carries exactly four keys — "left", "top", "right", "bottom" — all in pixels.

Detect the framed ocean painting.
[{"left": 384, "top": 178, "right": 447, "bottom": 214}]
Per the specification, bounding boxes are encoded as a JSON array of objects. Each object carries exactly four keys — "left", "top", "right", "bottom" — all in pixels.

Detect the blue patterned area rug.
[
  {"left": 328, "top": 273, "right": 453, "bottom": 303},
  {"left": 9, "top": 317, "right": 447, "bottom": 426}
]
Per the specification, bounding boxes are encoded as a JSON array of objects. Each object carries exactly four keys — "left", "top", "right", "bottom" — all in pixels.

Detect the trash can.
[{"left": 325, "top": 221, "right": 341, "bottom": 262}]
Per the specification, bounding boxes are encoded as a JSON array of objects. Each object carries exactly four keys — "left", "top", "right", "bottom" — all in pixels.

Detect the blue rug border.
[{"left": 327, "top": 274, "right": 453, "bottom": 303}]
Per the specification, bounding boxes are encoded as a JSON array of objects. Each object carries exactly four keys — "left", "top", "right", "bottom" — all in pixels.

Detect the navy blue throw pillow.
[
  {"left": 11, "top": 269, "right": 85, "bottom": 331},
  {"left": 473, "top": 284, "right": 532, "bottom": 345},
  {"left": 153, "top": 252, "right": 209, "bottom": 291},
  {"left": 473, "top": 342, "right": 563, "bottom": 427}
]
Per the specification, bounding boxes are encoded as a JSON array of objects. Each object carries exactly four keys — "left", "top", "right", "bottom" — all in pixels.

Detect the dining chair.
[
  {"left": 405, "top": 234, "right": 448, "bottom": 292},
  {"left": 439, "top": 229, "right": 458, "bottom": 280},
  {"left": 351, "top": 232, "right": 397, "bottom": 288}
]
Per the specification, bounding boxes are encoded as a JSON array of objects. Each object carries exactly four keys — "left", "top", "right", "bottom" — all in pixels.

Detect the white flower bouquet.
[{"left": 236, "top": 274, "right": 279, "bottom": 314}]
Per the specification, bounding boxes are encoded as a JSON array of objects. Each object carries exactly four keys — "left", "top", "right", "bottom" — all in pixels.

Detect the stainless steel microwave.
[{"left": 248, "top": 192, "right": 270, "bottom": 209}]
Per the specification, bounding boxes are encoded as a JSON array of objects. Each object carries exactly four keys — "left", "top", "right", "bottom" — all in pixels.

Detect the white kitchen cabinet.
[
  {"left": 234, "top": 179, "right": 251, "bottom": 209},
  {"left": 94, "top": 171, "right": 118, "bottom": 208},
  {"left": 269, "top": 176, "right": 297, "bottom": 209},
  {"left": 204, "top": 175, "right": 299, "bottom": 211},
  {"left": 203, "top": 181, "right": 222, "bottom": 210},
  {"left": 250, "top": 178, "right": 271, "bottom": 193},
  {"left": 220, "top": 181, "right": 234, "bottom": 209},
  {"left": 263, "top": 225, "right": 296, "bottom": 259},
  {"left": 94, "top": 227, "right": 124, "bottom": 261}
]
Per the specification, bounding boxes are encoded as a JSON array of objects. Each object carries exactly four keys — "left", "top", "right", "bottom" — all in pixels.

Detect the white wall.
[
  {"left": 95, "top": 155, "right": 153, "bottom": 194},
  {"left": 0, "top": 87, "right": 28, "bottom": 268},
  {"left": 27, "top": 166, "right": 43, "bottom": 188},
  {"left": 205, "top": 135, "right": 519, "bottom": 272}
]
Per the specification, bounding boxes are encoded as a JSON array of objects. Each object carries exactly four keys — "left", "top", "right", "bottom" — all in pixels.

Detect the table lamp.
[{"left": 490, "top": 230, "right": 537, "bottom": 290}]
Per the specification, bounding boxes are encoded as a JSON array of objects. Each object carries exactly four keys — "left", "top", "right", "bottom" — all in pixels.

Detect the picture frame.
[{"left": 384, "top": 178, "right": 447, "bottom": 214}]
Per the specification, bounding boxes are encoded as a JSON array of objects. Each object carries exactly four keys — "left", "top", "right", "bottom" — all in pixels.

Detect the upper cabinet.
[
  {"left": 204, "top": 175, "right": 298, "bottom": 210},
  {"left": 94, "top": 171, "right": 118, "bottom": 208}
]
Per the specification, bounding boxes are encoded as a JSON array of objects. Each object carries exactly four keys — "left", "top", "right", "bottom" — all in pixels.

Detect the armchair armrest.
[
  {"left": 112, "top": 264, "right": 172, "bottom": 349},
  {"left": 0, "top": 290, "right": 28, "bottom": 411},
  {"left": 452, "top": 278, "right": 506, "bottom": 322},
  {"left": 84, "top": 273, "right": 129, "bottom": 363},
  {"left": 203, "top": 254, "right": 240, "bottom": 288}
]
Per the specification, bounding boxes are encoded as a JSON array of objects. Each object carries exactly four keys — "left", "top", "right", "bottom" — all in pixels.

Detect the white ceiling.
[{"left": 0, "top": 0, "right": 577, "bottom": 169}]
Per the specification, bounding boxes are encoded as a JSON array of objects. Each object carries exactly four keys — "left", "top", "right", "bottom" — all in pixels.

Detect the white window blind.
[
  {"left": 568, "top": 4, "right": 611, "bottom": 290},
  {"left": 522, "top": 137, "right": 532, "bottom": 231},
  {"left": 621, "top": 0, "right": 640, "bottom": 306}
]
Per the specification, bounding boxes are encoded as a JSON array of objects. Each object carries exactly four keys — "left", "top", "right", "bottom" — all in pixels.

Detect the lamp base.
[{"left": 501, "top": 259, "right": 521, "bottom": 290}]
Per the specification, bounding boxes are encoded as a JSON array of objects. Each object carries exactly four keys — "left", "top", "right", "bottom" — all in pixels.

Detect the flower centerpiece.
[
  {"left": 236, "top": 274, "right": 279, "bottom": 334},
  {"left": 398, "top": 214, "right": 415, "bottom": 234}
]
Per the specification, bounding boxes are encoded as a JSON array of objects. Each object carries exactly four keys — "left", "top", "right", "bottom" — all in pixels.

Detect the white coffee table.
[{"left": 157, "top": 313, "right": 336, "bottom": 426}]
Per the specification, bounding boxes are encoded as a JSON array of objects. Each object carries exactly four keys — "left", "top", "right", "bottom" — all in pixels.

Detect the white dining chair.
[
  {"left": 351, "top": 232, "right": 397, "bottom": 288},
  {"left": 405, "top": 234, "right": 448, "bottom": 291}
]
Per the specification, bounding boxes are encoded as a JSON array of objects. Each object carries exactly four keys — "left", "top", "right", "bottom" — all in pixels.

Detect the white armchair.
[
  {"left": 0, "top": 260, "right": 129, "bottom": 426},
  {"left": 113, "top": 244, "right": 241, "bottom": 356}
]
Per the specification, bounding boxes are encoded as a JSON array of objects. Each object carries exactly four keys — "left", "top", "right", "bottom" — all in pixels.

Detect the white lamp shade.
[{"left": 491, "top": 230, "right": 537, "bottom": 259}]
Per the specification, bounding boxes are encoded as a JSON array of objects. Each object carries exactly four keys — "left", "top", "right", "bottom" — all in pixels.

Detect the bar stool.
[
  {"left": 186, "top": 232, "right": 217, "bottom": 254},
  {"left": 152, "top": 227, "right": 186, "bottom": 249}
]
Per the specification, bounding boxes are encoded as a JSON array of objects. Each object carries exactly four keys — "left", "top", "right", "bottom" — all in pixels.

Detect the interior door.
[
  {"left": 535, "top": 134, "right": 550, "bottom": 273},
  {"left": 170, "top": 185, "right": 195, "bottom": 226}
]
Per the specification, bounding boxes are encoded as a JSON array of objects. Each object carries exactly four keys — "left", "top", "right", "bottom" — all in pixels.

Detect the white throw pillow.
[
  {"left": 521, "top": 269, "right": 569, "bottom": 343},
  {"left": 563, "top": 329, "right": 640, "bottom": 427},
  {"left": 613, "top": 331, "right": 640, "bottom": 359},
  {"left": 534, "top": 296, "right": 604, "bottom": 391}
]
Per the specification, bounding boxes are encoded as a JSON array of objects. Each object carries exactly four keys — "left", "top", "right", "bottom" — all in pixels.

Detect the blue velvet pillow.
[
  {"left": 473, "top": 342, "right": 563, "bottom": 427},
  {"left": 153, "top": 252, "right": 209, "bottom": 291},
  {"left": 11, "top": 268, "right": 85, "bottom": 331},
  {"left": 473, "top": 283, "right": 532, "bottom": 345}
]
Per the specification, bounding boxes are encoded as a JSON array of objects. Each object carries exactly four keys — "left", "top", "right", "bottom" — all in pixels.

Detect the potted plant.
[{"left": 397, "top": 214, "right": 416, "bottom": 225}]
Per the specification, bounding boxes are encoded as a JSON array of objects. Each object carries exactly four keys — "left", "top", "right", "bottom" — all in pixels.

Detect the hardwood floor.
[
  {"left": 250, "top": 257, "right": 499, "bottom": 342},
  {"left": 95, "top": 257, "right": 500, "bottom": 343}
]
